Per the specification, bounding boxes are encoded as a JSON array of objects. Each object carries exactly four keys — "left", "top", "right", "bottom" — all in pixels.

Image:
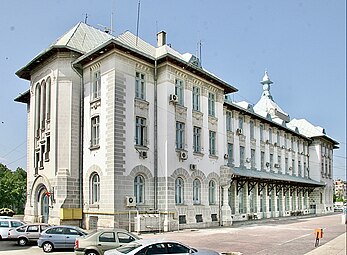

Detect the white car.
[
  {"left": 7, "top": 223, "right": 50, "bottom": 245},
  {"left": 104, "top": 239, "right": 220, "bottom": 255},
  {"left": 0, "top": 218, "right": 25, "bottom": 240}
]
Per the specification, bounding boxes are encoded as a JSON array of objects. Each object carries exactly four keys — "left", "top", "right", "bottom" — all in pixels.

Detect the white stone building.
[{"left": 15, "top": 23, "right": 338, "bottom": 230}]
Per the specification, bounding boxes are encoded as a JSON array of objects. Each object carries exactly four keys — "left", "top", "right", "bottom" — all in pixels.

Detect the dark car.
[{"left": 37, "top": 225, "right": 88, "bottom": 253}]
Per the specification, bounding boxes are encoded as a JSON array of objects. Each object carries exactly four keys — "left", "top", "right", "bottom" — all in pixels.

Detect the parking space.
[{"left": 0, "top": 213, "right": 345, "bottom": 255}]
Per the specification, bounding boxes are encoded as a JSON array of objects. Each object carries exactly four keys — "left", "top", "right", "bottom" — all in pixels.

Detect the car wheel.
[
  {"left": 42, "top": 242, "right": 54, "bottom": 253},
  {"left": 18, "top": 237, "right": 28, "bottom": 246},
  {"left": 86, "top": 251, "right": 99, "bottom": 255}
]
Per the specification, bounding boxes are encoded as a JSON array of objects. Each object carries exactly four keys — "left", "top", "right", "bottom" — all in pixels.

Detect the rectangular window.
[
  {"left": 35, "top": 152, "right": 39, "bottom": 174},
  {"left": 260, "top": 124, "right": 264, "bottom": 141},
  {"left": 226, "top": 111, "right": 233, "bottom": 131},
  {"left": 238, "top": 116, "right": 244, "bottom": 130},
  {"left": 45, "top": 136, "right": 50, "bottom": 161},
  {"left": 135, "top": 117, "right": 147, "bottom": 146},
  {"left": 192, "top": 86, "right": 200, "bottom": 111},
  {"left": 269, "top": 128, "right": 272, "bottom": 143},
  {"left": 209, "top": 131, "right": 216, "bottom": 155},
  {"left": 208, "top": 92, "right": 215, "bottom": 116},
  {"left": 227, "top": 143, "right": 234, "bottom": 166},
  {"left": 240, "top": 146, "right": 245, "bottom": 166},
  {"left": 261, "top": 151, "right": 265, "bottom": 170},
  {"left": 176, "top": 122, "right": 185, "bottom": 149},
  {"left": 298, "top": 161, "right": 302, "bottom": 176},
  {"left": 277, "top": 131, "right": 280, "bottom": 145},
  {"left": 91, "top": 116, "right": 100, "bottom": 147},
  {"left": 284, "top": 134, "right": 287, "bottom": 147},
  {"left": 175, "top": 79, "right": 184, "bottom": 105},
  {"left": 292, "top": 159, "right": 295, "bottom": 174},
  {"left": 251, "top": 149, "right": 256, "bottom": 168},
  {"left": 91, "top": 70, "right": 101, "bottom": 100},
  {"left": 278, "top": 155, "right": 281, "bottom": 171},
  {"left": 250, "top": 120, "right": 255, "bottom": 139},
  {"left": 270, "top": 153, "right": 274, "bottom": 171},
  {"left": 285, "top": 158, "right": 289, "bottom": 174},
  {"left": 193, "top": 126, "right": 201, "bottom": 152},
  {"left": 40, "top": 145, "right": 45, "bottom": 168},
  {"left": 135, "top": 72, "right": 146, "bottom": 100}
]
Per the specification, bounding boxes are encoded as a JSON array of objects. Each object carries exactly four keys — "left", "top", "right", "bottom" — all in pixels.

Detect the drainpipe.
[
  {"left": 154, "top": 59, "right": 158, "bottom": 210},
  {"left": 71, "top": 62, "right": 84, "bottom": 227}
]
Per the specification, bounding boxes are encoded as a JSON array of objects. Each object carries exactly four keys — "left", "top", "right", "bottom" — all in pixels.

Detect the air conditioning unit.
[
  {"left": 266, "top": 162, "right": 270, "bottom": 167},
  {"left": 169, "top": 94, "right": 178, "bottom": 103},
  {"left": 246, "top": 158, "right": 251, "bottom": 163},
  {"left": 125, "top": 196, "right": 136, "bottom": 207},
  {"left": 224, "top": 154, "right": 229, "bottom": 159},
  {"left": 236, "top": 128, "right": 243, "bottom": 135},
  {"left": 179, "top": 151, "right": 188, "bottom": 160},
  {"left": 274, "top": 163, "right": 280, "bottom": 168},
  {"left": 189, "top": 164, "right": 197, "bottom": 171},
  {"left": 139, "top": 151, "right": 147, "bottom": 159}
]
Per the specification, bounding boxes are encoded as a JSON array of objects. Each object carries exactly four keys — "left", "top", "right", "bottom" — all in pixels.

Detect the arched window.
[
  {"left": 91, "top": 173, "right": 100, "bottom": 204},
  {"left": 175, "top": 177, "right": 184, "bottom": 204},
  {"left": 209, "top": 180, "right": 216, "bottom": 205},
  {"left": 35, "top": 83, "right": 41, "bottom": 136},
  {"left": 46, "top": 77, "right": 51, "bottom": 120},
  {"left": 193, "top": 178, "right": 201, "bottom": 205},
  {"left": 40, "top": 80, "right": 46, "bottom": 129},
  {"left": 134, "top": 175, "right": 144, "bottom": 204}
]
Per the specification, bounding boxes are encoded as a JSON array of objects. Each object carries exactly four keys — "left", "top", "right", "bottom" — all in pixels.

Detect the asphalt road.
[{"left": 0, "top": 213, "right": 345, "bottom": 255}]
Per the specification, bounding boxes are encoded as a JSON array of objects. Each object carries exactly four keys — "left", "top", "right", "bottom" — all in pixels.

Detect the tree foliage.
[{"left": 0, "top": 163, "right": 27, "bottom": 214}]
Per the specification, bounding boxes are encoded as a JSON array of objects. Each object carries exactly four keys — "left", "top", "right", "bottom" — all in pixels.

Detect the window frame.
[
  {"left": 91, "top": 173, "right": 100, "bottom": 204},
  {"left": 209, "top": 180, "right": 216, "bottom": 205},
  {"left": 91, "top": 70, "right": 101, "bottom": 101},
  {"left": 208, "top": 92, "right": 215, "bottom": 116},
  {"left": 175, "top": 79, "right": 184, "bottom": 106},
  {"left": 176, "top": 122, "right": 185, "bottom": 150},
  {"left": 135, "top": 72, "right": 146, "bottom": 100},
  {"left": 135, "top": 116, "right": 147, "bottom": 146},
  {"left": 175, "top": 177, "right": 184, "bottom": 204},
  {"left": 193, "top": 178, "right": 201, "bottom": 205},
  {"left": 134, "top": 175, "right": 145, "bottom": 204},
  {"left": 193, "top": 126, "right": 201, "bottom": 153},
  {"left": 209, "top": 130, "right": 216, "bottom": 155},
  {"left": 192, "top": 86, "right": 200, "bottom": 111},
  {"left": 91, "top": 116, "right": 100, "bottom": 148}
]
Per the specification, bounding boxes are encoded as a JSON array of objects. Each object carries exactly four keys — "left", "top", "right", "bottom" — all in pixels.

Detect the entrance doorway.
[{"left": 41, "top": 193, "right": 49, "bottom": 223}]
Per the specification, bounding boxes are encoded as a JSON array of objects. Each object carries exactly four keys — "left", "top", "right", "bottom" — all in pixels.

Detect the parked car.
[
  {"left": 38, "top": 225, "right": 88, "bottom": 253},
  {"left": 7, "top": 223, "right": 50, "bottom": 246},
  {"left": 74, "top": 228, "right": 140, "bottom": 255},
  {"left": 0, "top": 218, "right": 25, "bottom": 240},
  {"left": 104, "top": 239, "right": 220, "bottom": 255}
]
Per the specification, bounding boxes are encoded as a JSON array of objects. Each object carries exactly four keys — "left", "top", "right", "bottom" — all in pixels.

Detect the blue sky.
[{"left": 0, "top": 0, "right": 345, "bottom": 179}]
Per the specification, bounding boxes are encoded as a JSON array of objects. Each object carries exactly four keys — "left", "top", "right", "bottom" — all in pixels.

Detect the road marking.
[{"left": 279, "top": 233, "right": 311, "bottom": 245}]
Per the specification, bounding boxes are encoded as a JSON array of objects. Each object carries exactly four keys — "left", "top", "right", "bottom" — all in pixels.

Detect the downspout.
[
  {"left": 71, "top": 62, "right": 84, "bottom": 227},
  {"left": 154, "top": 59, "right": 158, "bottom": 210}
]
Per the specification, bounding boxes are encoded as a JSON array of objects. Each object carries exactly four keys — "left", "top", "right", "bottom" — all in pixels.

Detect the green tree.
[{"left": 0, "top": 163, "right": 27, "bottom": 214}]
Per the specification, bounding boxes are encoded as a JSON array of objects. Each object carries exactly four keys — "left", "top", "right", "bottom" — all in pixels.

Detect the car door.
[
  {"left": 98, "top": 231, "right": 119, "bottom": 253},
  {"left": 64, "top": 227, "right": 82, "bottom": 248},
  {"left": 45, "top": 227, "right": 66, "bottom": 248},
  {"left": 26, "top": 225, "right": 40, "bottom": 241}
]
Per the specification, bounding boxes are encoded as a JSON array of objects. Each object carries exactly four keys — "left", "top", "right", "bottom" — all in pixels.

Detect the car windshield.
[{"left": 115, "top": 243, "right": 143, "bottom": 254}]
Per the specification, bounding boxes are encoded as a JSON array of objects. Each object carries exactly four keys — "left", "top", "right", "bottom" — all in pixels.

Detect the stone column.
[{"left": 221, "top": 185, "right": 232, "bottom": 226}]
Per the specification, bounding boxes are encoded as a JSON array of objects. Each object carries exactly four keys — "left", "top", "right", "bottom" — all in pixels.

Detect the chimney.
[{"left": 157, "top": 31, "right": 166, "bottom": 47}]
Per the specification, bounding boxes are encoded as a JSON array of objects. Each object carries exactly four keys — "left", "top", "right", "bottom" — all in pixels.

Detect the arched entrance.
[{"left": 40, "top": 192, "right": 49, "bottom": 223}]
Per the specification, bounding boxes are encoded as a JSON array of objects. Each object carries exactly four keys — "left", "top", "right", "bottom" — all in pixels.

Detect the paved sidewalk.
[{"left": 305, "top": 232, "right": 346, "bottom": 255}]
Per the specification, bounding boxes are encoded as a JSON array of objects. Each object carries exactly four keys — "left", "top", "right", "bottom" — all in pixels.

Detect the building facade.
[{"left": 15, "top": 23, "right": 339, "bottom": 231}]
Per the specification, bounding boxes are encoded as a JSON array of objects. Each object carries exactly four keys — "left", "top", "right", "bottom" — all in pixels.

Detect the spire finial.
[{"left": 260, "top": 70, "right": 273, "bottom": 99}]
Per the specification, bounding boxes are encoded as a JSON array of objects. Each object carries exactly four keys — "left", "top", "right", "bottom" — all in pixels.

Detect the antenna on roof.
[
  {"left": 136, "top": 0, "right": 141, "bottom": 46},
  {"left": 198, "top": 40, "right": 202, "bottom": 66},
  {"left": 84, "top": 13, "right": 88, "bottom": 24}
]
